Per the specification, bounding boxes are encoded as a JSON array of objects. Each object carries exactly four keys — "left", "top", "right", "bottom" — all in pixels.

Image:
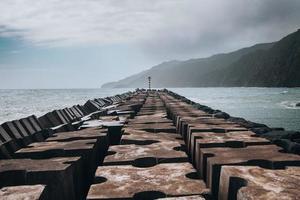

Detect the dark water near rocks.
[{"left": 0, "top": 88, "right": 299, "bottom": 131}]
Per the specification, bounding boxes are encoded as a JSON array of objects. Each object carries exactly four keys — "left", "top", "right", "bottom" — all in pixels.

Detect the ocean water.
[
  {"left": 0, "top": 88, "right": 299, "bottom": 131},
  {"left": 0, "top": 88, "right": 132, "bottom": 124},
  {"left": 171, "top": 87, "right": 300, "bottom": 131}
]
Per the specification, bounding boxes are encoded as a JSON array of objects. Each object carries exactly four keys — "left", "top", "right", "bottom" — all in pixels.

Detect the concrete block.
[
  {"left": 195, "top": 145, "right": 300, "bottom": 198},
  {"left": 0, "top": 185, "right": 48, "bottom": 200},
  {"left": 219, "top": 166, "right": 300, "bottom": 200},
  {"left": 87, "top": 163, "right": 209, "bottom": 199},
  {"left": 14, "top": 138, "right": 103, "bottom": 185},
  {"left": 1, "top": 122, "right": 30, "bottom": 147},
  {"left": 104, "top": 141, "right": 187, "bottom": 165},
  {"left": 189, "top": 131, "right": 270, "bottom": 163},
  {"left": 126, "top": 122, "right": 176, "bottom": 133},
  {"left": 0, "top": 157, "right": 81, "bottom": 200},
  {"left": 20, "top": 118, "right": 44, "bottom": 142},
  {"left": 28, "top": 115, "right": 43, "bottom": 132},
  {"left": 157, "top": 195, "right": 206, "bottom": 200}
]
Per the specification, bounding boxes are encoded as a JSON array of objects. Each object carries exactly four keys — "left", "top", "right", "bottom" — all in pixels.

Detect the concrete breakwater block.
[
  {"left": 168, "top": 108, "right": 211, "bottom": 122},
  {"left": 104, "top": 123, "right": 124, "bottom": 145},
  {"left": 128, "top": 117, "right": 172, "bottom": 124},
  {"left": 39, "top": 111, "right": 75, "bottom": 133},
  {"left": 45, "top": 127, "right": 109, "bottom": 163},
  {"left": 189, "top": 131, "right": 270, "bottom": 163},
  {"left": 195, "top": 145, "right": 300, "bottom": 198},
  {"left": 137, "top": 111, "right": 167, "bottom": 116},
  {"left": 218, "top": 166, "right": 300, "bottom": 200},
  {"left": 38, "top": 111, "right": 62, "bottom": 129},
  {"left": 84, "top": 100, "right": 102, "bottom": 113},
  {"left": 104, "top": 141, "right": 187, "bottom": 165},
  {"left": 19, "top": 117, "right": 45, "bottom": 142},
  {"left": 122, "top": 128, "right": 181, "bottom": 143},
  {"left": 62, "top": 108, "right": 77, "bottom": 122},
  {"left": 46, "top": 127, "right": 107, "bottom": 142},
  {"left": 157, "top": 195, "right": 206, "bottom": 200},
  {"left": 14, "top": 138, "right": 104, "bottom": 187},
  {"left": 185, "top": 124, "right": 247, "bottom": 146},
  {"left": 174, "top": 117, "right": 244, "bottom": 141},
  {"left": 0, "top": 141, "right": 11, "bottom": 159},
  {"left": 80, "top": 121, "right": 124, "bottom": 145},
  {"left": 87, "top": 163, "right": 209, "bottom": 199},
  {"left": 80, "top": 120, "right": 124, "bottom": 145},
  {"left": 1, "top": 122, "right": 32, "bottom": 148},
  {"left": 0, "top": 126, "right": 21, "bottom": 157},
  {"left": 0, "top": 184, "right": 48, "bottom": 200},
  {"left": 25, "top": 115, "right": 52, "bottom": 139},
  {"left": 139, "top": 107, "right": 166, "bottom": 112},
  {"left": 0, "top": 157, "right": 81, "bottom": 200},
  {"left": 133, "top": 112, "right": 168, "bottom": 120},
  {"left": 126, "top": 122, "right": 176, "bottom": 133},
  {"left": 14, "top": 138, "right": 100, "bottom": 159},
  {"left": 176, "top": 116, "right": 233, "bottom": 134}
]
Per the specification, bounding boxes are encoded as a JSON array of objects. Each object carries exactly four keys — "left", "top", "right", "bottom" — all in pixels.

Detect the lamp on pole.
[{"left": 148, "top": 76, "right": 151, "bottom": 90}]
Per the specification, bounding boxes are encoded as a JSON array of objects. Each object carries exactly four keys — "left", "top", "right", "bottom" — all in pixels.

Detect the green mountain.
[{"left": 102, "top": 29, "right": 300, "bottom": 88}]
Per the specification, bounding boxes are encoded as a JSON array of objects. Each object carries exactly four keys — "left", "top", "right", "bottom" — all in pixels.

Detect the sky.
[{"left": 0, "top": 0, "right": 300, "bottom": 89}]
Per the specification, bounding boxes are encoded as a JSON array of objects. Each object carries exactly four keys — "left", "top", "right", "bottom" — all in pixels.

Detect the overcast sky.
[{"left": 0, "top": 0, "right": 299, "bottom": 89}]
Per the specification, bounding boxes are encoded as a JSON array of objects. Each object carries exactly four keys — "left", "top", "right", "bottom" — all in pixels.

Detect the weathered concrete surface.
[
  {"left": 126, "top": 122, "right": 176, "bottom": 133},
  {"left": 174, "top": 117, "right": 247, "bottom": 143},
  {"left": 186, "top": 124, "right": 247, "bottom": 144},
  {"left": 157, "top": 195, "right": 206, "bottom": 200},
  {"left": 87, "top": 163, "right": 209, "bottom": 199},
  {"left": 79, "top": 120, "right": 125, "bottom": 145},
  {"left": 176, "top": 117, "right": 231, "bottom": 134},
  {"left": 2, "top": 122, "right": 31, "bottom": 147},
  {"left": 14, "top": 139, "right": 100, "bottom": 159},
  {"left": 122, "top": 128, "right": 181, "bottom": 143},
  {"left": 219, "top": 166, "right": 300, "bottom": 200},
  {"left": 0, "top": 125, "right": 21, "bottom": 157},
  {"left": 0, "top": 185, "right": 48, "bottom": 200},
  {"left": 132, "top": 112, "right": 168, "bottom": 120},
  {"left": 46, "top": 127, "right": 107, "bottom": 142},
  {"left": 104, "top": 141, "right": 187, "bottom": 165},
  {"left": 0, "top": 157, "right": 80, "bottom": 200},
  {"left": 13, "top": 137, "right": 108, "bottom": 198},
  {"left": 185, "top": 123, "right": 247, "bottom": 147},
  {"left": 195, "top": 145, "right": 300, "bottom": 198},
  {"left": 189, "top": 131, "right": 270, "bottom": 163},
  {"left": 128, "top": 117, "right": 172, "bottom": 124},
  {"left": 20, "top": 117, "right": 44, "bottom": 142}
]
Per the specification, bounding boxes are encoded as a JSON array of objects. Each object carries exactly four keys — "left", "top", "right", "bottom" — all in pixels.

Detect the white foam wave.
[
  {"left": 279, "top": 101, "right": 300, "bottom": 109},
  {"left": 280, "top": 90, "right": 288, "bottom": 94}
]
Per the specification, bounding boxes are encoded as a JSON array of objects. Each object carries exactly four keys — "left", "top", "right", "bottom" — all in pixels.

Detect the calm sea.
[{"left": 0, "top": 88, "right": 299, "bottom": 131}]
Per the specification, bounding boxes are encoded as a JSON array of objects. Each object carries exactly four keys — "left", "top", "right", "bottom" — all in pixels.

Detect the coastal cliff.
[{"left": 102, "top": 29, "right": 300, "bottom": 88}]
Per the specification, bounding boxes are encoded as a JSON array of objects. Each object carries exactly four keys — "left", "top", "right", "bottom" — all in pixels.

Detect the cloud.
[
  {"left": 0, "top": 0, "right": 299, "bottom": 58},
  {"left": 0, "top": 0, "right": 170, "bottom": 46},
  {"left": 138, "top": 0, "right": 300, "bottom": 59}
]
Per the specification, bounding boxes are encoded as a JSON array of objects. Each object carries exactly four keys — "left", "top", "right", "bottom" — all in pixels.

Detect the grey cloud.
[
  {"left": 0, "top": 0, "right": 299, "bottom": 60},
  {"left": 138, "top": 0, "right": 300, "bottom": 60}
]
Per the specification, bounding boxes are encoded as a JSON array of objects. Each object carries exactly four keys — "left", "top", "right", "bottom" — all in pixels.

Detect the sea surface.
[{"left": 0, "top": 88, "right": 299, "bottom": 131}]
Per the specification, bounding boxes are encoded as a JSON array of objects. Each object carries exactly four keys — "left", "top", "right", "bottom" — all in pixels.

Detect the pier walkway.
[{"left": 0, "top": 90, "right": 299, "bottom": 199}]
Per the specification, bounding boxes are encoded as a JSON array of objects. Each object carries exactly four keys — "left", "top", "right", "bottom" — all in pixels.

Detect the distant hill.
[{"left": 102, "top": 29, "right": 300, "bottom": 88}]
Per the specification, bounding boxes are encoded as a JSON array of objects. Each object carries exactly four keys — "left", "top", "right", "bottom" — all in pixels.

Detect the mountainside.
[{"left": 102, "top": 29, "right": 300, "bottom": 88}]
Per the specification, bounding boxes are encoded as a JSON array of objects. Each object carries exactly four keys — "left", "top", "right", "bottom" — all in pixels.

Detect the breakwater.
[{"left": 0, "top": 89, "right": 299, "bottom": 199}]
